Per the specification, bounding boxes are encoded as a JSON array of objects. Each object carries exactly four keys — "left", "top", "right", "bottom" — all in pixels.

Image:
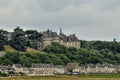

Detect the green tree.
[
  {"left": 0, "top": 29, "right": 8, "bottom": 51},
  {"left": 25, "top": 30, "right": 42, "bottom": 49},
  {"left": 44, "top": 42, "right": 68, "bottom": 54},
  {"left": 10, "top": 27, "right": 28, "bottom": 51},
  {"left": 3, "top": 52, "right": 20, "bottom": 64}
]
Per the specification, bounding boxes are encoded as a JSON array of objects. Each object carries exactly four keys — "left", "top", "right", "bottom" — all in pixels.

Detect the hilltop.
[
  {"left": 0, "top": 41, "right": 120, "bottom": 67},
  {"left": 1, "top": 27, "right": 120, "bottom": 67}
]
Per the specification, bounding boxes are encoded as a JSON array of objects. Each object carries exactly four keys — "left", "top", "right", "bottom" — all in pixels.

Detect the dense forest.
[{"left": 0, "top": 27, "right": 120, "bottom": 67}]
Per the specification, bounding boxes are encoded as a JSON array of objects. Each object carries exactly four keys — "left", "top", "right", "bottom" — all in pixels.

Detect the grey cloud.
[
  {"left": 34, "top": 0, "right": 83, "bottom": 11},
  {"left": 0, "top": 0, "right": 120, "bottom": 40},
  {"left": 100, "top": 0, "right": 120, "bottom": 11},
  {"left": 0, "top": 0, "right": 10, "bottom": 7}
]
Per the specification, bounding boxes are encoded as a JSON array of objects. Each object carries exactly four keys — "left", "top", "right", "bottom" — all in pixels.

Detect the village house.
[
  {"left": 86, "top": 64, "right": 96, "bottom": 73},
  {"left": 66, "top": 63, "right": 80, "bottom": 74},
  {"left": 116, "top": 65, "right": 120, "bottom": 73},
  {"left": 79, "top": 65, "right": 87, "bottom": 74},
  {"left": 0, "top": 66, "right": 13, "bottom": 74},
  {"left": 102, "top": 63, "right": 117, "bottom": 73},
  {"left": 30, "top": 63, "right": 55, "bottom": 76},
  {"left": 12, "top": 64, "right": 30, "bottom": 75},
  {"left": 54, "top": 65, "right": 65, "bottom": 74},
  {"left": 12, "top": 64, "right": 23, "bottom": 73},
  {"left": 79, "top": 63, "right": 117, "bottom": 74}
]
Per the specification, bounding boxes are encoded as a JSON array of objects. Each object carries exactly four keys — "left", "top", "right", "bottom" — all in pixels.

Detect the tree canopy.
[
  {"left": 10, "top": 27, "right": 28, "bottom": 51},
  {"left": 0, "top": 29, "right": 8, "bottom": 51}
]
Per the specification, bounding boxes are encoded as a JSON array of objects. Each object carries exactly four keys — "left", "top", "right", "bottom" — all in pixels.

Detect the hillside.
[
  {"left": 0, "top": 51, "right": 6, "bottom": 57},
  {"left": 4, "top": 45, "right": 17, "bottom": 52},
  {"left": 0, "top": 41, "right": 120, "bottom": 67},
  {"left": 3, "top": 45, "right": 44, "bottom": 54},
  {"left": 26, "top": 47, "right": 45, "bottom": 54}
]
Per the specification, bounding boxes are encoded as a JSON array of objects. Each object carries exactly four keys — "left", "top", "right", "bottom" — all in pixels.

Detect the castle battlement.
[{"left": 37, "top": 28, "right": 81, "bottom": 51}]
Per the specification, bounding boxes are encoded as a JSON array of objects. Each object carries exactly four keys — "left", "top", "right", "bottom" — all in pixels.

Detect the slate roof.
[
  {"left": 0, "top": 66, "right": 11, "bottom": 70},
  {"left": 54, "top": 65, "right": 64, "bottom": 68},
  {"left": 13, "top": 64, "right": 22, "bottom": 68},
  {"left": 32, "top": 63, "right": 54, "bottom": 68},
  {"left": 81, "top": 63, "right": 117, "bottom": 69}
]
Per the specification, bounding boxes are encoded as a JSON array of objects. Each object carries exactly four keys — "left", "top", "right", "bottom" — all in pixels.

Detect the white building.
[{"left": 54, "top": 65, "right": 65, "bottom": 74}]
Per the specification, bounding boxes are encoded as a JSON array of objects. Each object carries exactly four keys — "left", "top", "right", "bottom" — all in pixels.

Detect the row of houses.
[
  {"left": 0, "top": 63, "right": 79, "bottom": 76},
  {"left": 12, "top": 64, "right": 65, "bottom": 76},
  {"left": 0, "top": 63, "right": 120, "bottom": 76},
  {"left": 80, "top": 63, "right": 120, "bottom": 74}
]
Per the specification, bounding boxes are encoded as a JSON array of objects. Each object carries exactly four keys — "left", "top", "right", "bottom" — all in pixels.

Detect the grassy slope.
[
  {"left": 26, "top": 47, "right": 45, "bottom": 54},
  {"left": 4, "top": 45, "right": 17, "bottom": 52},
  {"left": 3, "top": 45, "right": 45, "bottom": 54},
  {"left": 1, "top": 74, "right": 120, "bottom": 80},
  {"left": 0, "top": 51, "right": 6, "bottom": 57}
]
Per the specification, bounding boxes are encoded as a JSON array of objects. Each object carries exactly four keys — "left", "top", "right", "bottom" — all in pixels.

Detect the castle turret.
[{"left": 60, "top": 28, "right": 62, "bottom": 35}]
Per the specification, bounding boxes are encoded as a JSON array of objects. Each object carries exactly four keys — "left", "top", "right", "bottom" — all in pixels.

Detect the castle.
[
  {"left": 36, "top": 28, "right": 80, "bottom": 51},
  {"left": 8, "top": 27, "right": 80, "bottom": 51}
]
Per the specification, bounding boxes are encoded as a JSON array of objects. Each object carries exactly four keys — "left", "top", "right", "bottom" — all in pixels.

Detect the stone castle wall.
[{"left": 40, "top": 37, "right": 80, "bottom": 51}]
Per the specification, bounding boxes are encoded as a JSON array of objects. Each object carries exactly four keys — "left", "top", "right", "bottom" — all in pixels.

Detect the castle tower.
[{"left": 60, "top": 28, "right": 62, "bottom": 35}]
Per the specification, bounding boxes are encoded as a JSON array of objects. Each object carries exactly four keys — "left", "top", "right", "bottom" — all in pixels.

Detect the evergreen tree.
[
  {"left": 0, "top": 29, "right": 8, "bottom": 51},
  {"left": 25, "top": 30, "right": 42, "bottom": 49},
  {"left": 10, "top": 27, "right": 27, "bottom": 51}
]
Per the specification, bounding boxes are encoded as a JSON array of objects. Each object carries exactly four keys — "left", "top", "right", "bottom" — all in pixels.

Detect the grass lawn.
[
  {"left": 4, "top": 45, "right": 17, "bottom": 52},
  {"left": 4, "top": 45, "right": 45, "bottom": 54},
  {"left": 1, "top": 74, "right": 120, "bottom": 80}
]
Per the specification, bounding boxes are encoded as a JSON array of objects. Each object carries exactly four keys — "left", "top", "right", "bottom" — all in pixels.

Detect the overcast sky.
[{"left": 0, "top": 0, "right": 120, "bottom": 41}]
